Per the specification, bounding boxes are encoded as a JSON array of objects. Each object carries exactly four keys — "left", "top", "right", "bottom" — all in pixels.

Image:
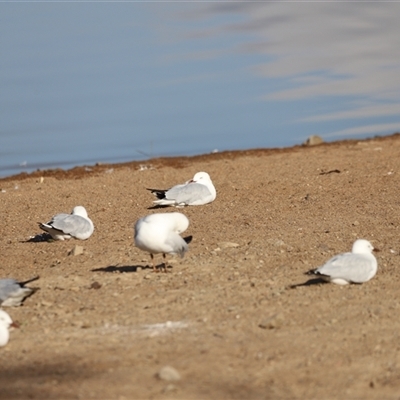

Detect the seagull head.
[
  {"left": 352, "top": 239, "right": 374, "bottom": 254},
  {"left": 190, "top": 172, "right": 211, "bottom": 183},
  {"left": 0, "top": 310, "right": 15, "bottom": 329},
  {"left": 72, "top": 206, "right": 88, "bottom": 218}
]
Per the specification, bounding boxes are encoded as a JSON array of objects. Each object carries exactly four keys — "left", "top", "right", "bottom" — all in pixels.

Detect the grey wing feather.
[
  {"left": 165, "top": 235, "right": 189, "bottom": 257},
  {"left": 51, "top": 215, "right": 91, "bottom": 236},
  {"left": 167, "top": 183, "right": 211, "bottom": 204},
  {"left": 0, "top": 278, "right": 37, "bottom": 306},
  {"left": 318, "top": 253, "right": 374, "bottom": 282},
  {"left": 47, "top": 213, "right": 69, "bottom": 224},
  {"left": 0, "top": 279, "right": 20, "bottom": 301}
]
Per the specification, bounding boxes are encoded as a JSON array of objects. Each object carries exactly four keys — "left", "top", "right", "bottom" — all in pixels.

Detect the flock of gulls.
[{"left": 0, "top": 171, "right": 378, "bottom": 346}]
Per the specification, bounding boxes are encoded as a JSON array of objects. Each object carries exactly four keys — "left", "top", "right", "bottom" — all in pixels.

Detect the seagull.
[
  {"left": 0, "top": 310, "right": 17, "bottom": 347},
  {"left": 134, "top": 212, "right": 192, "bottom": 272},
  {"left": 307, "top": 239, "right": 378, "bottom": 285},
  {"left": 147, "top": 172, "right": 216, "bottom": 207},
  {"left": 38, "top": 206, "right": 94, "bottom": 240},
  {"left": 0, "top": 276, "right": 40, "bottom": 307}
]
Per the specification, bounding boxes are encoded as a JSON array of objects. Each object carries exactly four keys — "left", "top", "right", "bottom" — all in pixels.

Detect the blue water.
[{"left": 1, "top": 3, "right": 400, "bottom": 177}]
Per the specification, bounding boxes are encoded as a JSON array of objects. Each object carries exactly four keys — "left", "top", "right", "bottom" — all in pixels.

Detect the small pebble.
[
  {"left": 90, "top": 282, "right": 102, "bottom": 290},
  {"left": 69, "top": 245, "right": 84, "bottom": 256},
  {"left": 219, "top": 242, "right": 240, "bottom": 249},
  {"left": 259, "top": 313, "right": 285, "bottom": 330},
  {"left": 163, "top": 384, "right": 177, "bottom": 393},
  {"left": 157, "top": 365, "right": 181, "bottom": 381}
]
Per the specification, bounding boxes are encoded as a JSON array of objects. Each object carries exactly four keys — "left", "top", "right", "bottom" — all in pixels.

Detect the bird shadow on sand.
[
  {"left": 288, "top": 277, "right": 327, "bottom": 288},
  {"left": 92, "top": 265, "right": 148, "bottom": 273},
  {"left": 24, "top": 233, "right": 53, "bottom": 243},
  {"left": 92, "top": 264, "right": 177, "bottom": 273},
  {"left": 146, "top": 204, "right": 171, "bottom": 210}
]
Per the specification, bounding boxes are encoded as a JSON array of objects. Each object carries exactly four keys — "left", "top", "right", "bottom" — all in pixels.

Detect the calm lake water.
[{"left": 1, "top": 3, "right": 400, "bottom": 177}]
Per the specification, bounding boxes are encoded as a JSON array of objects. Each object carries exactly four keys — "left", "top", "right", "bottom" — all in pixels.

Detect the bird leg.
[
  {"left": 162, "top": 253, "right": 169, "bottom": 273},
  {"left": 150, "top": 254, "right": 157, "bottom": 272},
  {"left": 150, "top": 253, "right": 170, "bottom": 273}
]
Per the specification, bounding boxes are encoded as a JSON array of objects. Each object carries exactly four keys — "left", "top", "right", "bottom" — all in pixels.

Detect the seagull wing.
[
  {"left": 316, "top": 252, "right": 375, "bottom": 283},
  {"left": 166, "top": 183, "right": 211, "bottom": 205},
  {"left": 165, "top": 234, "right": 189, "bottom": 257},
  {"left": 51, "top": 215, "right": 92, "bottom": 238}
]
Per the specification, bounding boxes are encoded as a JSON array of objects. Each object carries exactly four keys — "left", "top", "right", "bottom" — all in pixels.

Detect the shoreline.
[{"left": 1, "top": 132, "right": 399, "bottom": 183}]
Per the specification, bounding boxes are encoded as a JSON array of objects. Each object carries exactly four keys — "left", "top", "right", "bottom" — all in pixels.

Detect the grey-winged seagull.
[
  {"left": 39, "top": 206, "right": 94, "bottom": 240},
  {"left": 147, "top": 172, "right": 216, "bottom": 207},
  {"left": 307, "top": 239, "right": 377, "bottom": 285},
  {"left": 0, "top": 276, "right": 40, "bottom": 307}
]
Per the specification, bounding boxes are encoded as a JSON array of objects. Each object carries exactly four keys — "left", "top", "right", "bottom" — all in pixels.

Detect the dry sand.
[{"left": 1, "top": 134, "right": 400, "bottom": 399}]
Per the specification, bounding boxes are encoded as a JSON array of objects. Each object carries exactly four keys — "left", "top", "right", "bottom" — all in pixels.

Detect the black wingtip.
[
  {"left": 146, "top": 188, "right": 167, "bottom": 200},
  {"left": 305, "top": 269, "right": 330, "bottom": 280},
  {"left": 184, "top": 235, "right": 193, "bottom": 244},
  {"left": 19, "top": 276, "right": 40, "bottom": 286},
  {"left": 305, "top": 269, "right": 317, "bottom": 276}
]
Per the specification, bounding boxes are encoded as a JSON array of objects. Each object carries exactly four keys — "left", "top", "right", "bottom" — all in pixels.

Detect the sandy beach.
[{"left": 1, "top": 134, "right": 400, "bottom": 399}]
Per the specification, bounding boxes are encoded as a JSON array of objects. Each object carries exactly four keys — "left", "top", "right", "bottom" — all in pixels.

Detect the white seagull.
[
  {"left": 134, "top": 212, "right": 192, "bottom": 272},
  {"left": 0, "top": 310, "right": 17, "bottom": 347},
  {"left": 147, "top": 172, "right": 216, "bottom": 207},
  {"left": 307, "top": 239, "right": 378, "bottom": 285},
  {"left": 0, "top": 276, "right": 40, "bottom": 307},
  {"left": 39, "top": 206, "right": 94, "bottom": 240}
]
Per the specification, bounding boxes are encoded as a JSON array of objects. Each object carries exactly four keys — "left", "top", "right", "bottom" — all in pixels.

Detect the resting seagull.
[
  {"left": 39, "top": 206, "right": 94, "bottom": 240},
  {"left": 147, "top": 172, "right": 216, "bottom": 207},
  {"left": 307, "top": 239, "right": 377, "bottom": 285},
  {"left": 0, "top": 310, "right": 17, "bottom": 347},
  {"left": 0, "top": 276, "right": 40, "bottom": 307},
  {"left": 134, "top": 212, "right": 192, "bottom": 272}
]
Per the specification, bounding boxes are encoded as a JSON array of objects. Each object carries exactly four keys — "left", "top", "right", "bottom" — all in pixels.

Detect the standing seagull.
[
  {"left": 134, "top": 212, "right": 192, "bottom": 272},
  {"left": 38, "top": 206, "right": 94, "bottom": 240},
  {"left": 147, "top": 172, "right": 216, "bottom": 207},
  {"left": 0, "top": 310, "right": 16, "bottom": 347},
  {"left": 307, "top": 239, "right": 377, "bottom": 285},
  {"left": 0, "top": 276, "right": 40, "bottom": 307}
]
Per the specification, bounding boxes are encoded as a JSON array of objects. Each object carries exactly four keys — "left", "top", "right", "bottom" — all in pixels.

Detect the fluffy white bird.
[
  {"left": 307, "top": 239, "right": 377, "bottom": 285},
  {"left": 0, "top": 310, "right": 16, "bottom": 347},
  {"left": 0, "top": 276, "right": 40, "bottom": 307},
  {"left": 147, "top": 172, "right": 216, "bottom": 207},
  {"left": 134, "top": 212, "right": 192, "bottom": 272},
  {"left": 38, "top": 206, "right": 94, "bottom": 240}
]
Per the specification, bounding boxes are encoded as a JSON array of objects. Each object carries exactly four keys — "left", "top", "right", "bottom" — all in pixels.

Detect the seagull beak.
[
  {"left": 373, "top": 247, "right": 380, "bottom": 253},
  {"left": 10, "top": 321, "right": 20, "bottom": 329}
]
